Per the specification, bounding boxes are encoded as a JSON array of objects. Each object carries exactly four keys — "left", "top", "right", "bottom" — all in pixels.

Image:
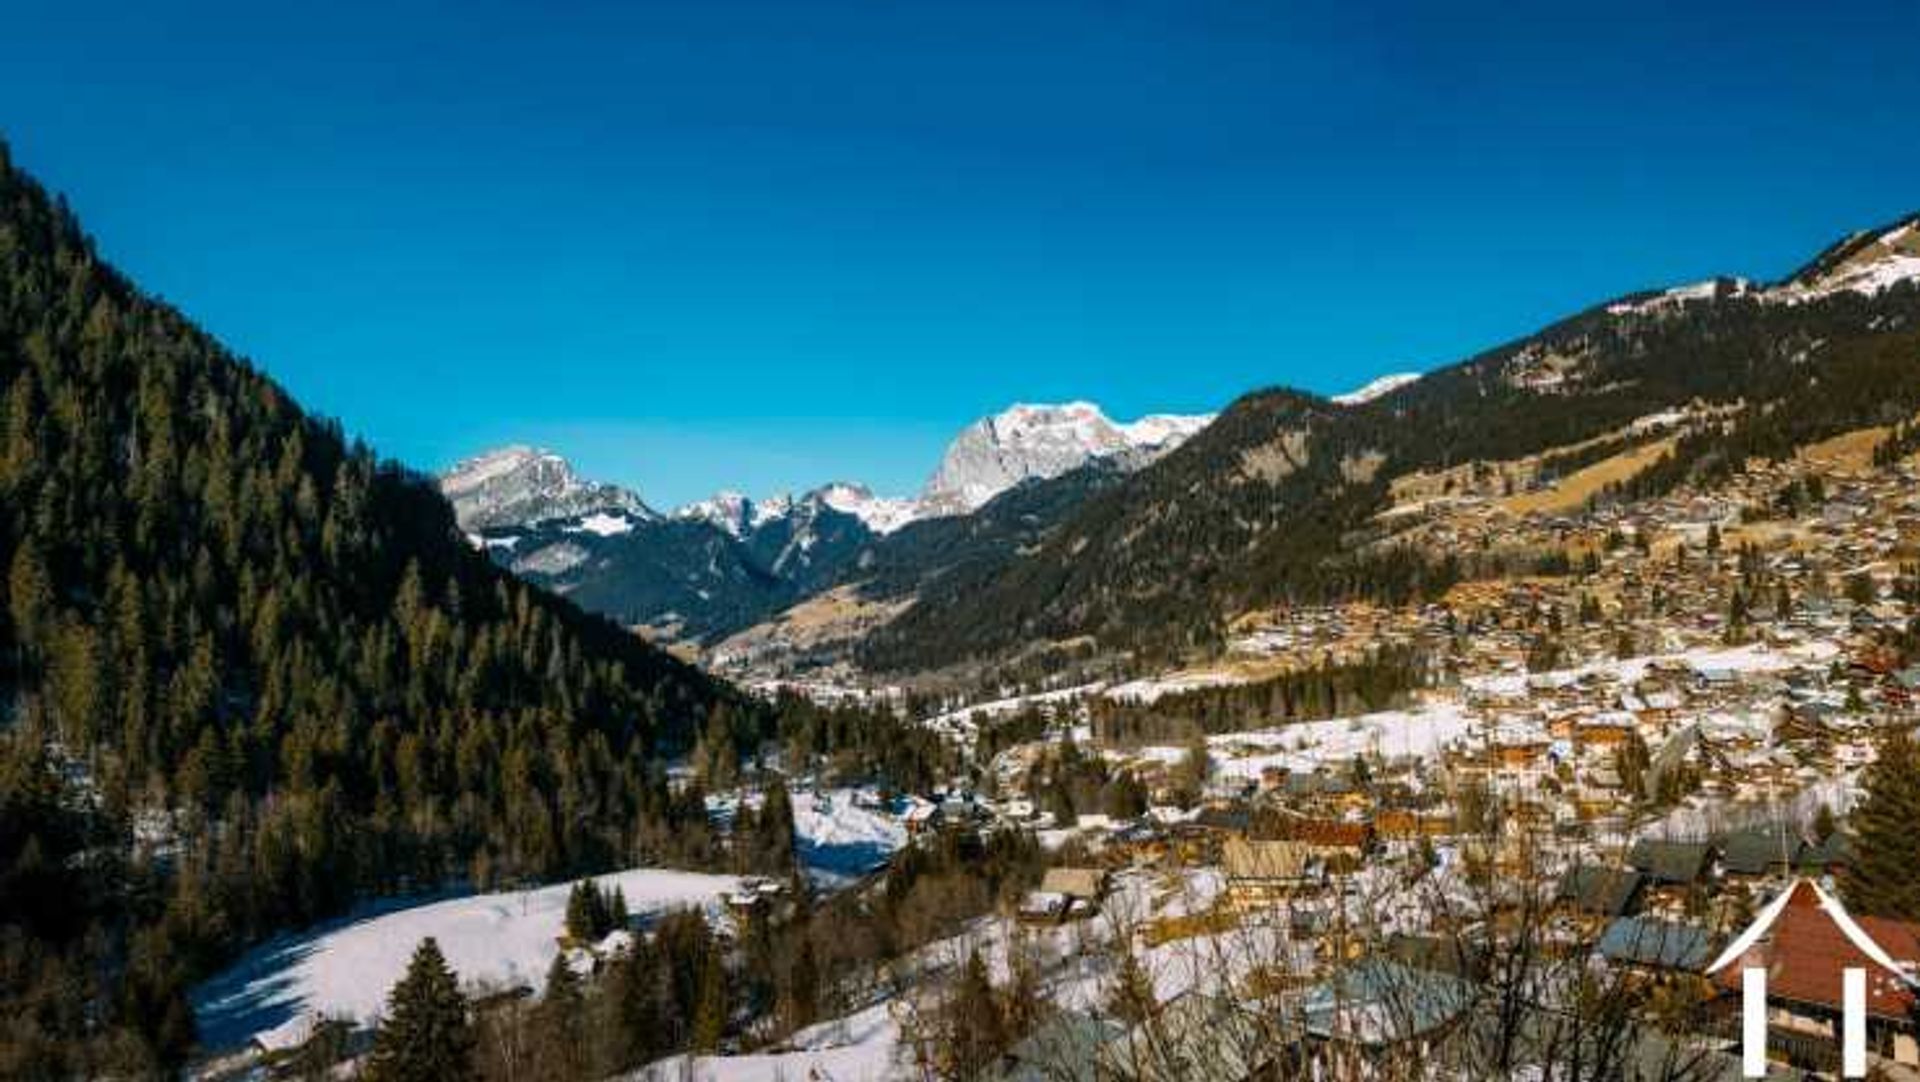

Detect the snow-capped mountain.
[
  {"left": 675, "top": 490, "right": 758, "bottom": 538},
  {"left": 811, "top": 482, "right": 924, "bottom": 535},
  {"left": 918, "top": 401, "right": 1213, "bottom": 515},
  {"left": 1770, "top": 216, "right": 1920, "bottom": 303},
  {"left": 676, "top": 483, "right": 920, "bottom": 538},
  {"left": 1602, "top": 214, "right": 1920, "bottom": 317},
  {"left": 1331, "top": 372, "right": 1423, "bottom": 406},
  {"left": 440, "top": 446, "right": 652, "bottom": 532},
  {"left": 451, "top": 398, "right": 1212, "bottom": 646}
]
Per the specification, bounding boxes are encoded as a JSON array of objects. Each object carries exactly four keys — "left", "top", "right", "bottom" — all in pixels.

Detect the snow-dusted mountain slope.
[
  {"left": 918, "top": 401, "right": 1213, "bottom": 515},
  {"left": 448, "top": 399, "right": 1211, "bottom": 647},
  {"left": 1331, "top": 372, "right": 1423, "bottom": 406},
  {"left": 1770, "top": 217, "right": 1920, "bottom": 303},
  {"left": 441, "top": 445, "right": 652, "bottom": 531}
]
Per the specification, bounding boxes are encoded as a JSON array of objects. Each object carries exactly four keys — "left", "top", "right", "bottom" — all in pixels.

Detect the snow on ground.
[
  {"left": 192, "top": 869, "right": 745, "bottom": 1053},
  {"left": 634, "top": 866, "right": 1243, "bottom": 1082},
  {"left": 1109, "top": 696, "right": 1475, "bottom": 783},
  {"left": 919, "top": 682, "right": 1103, "bottom": 745},
  {"left": 635, "top": 1003, "right": 902, "bottom": 1081},
  {"left": 1207, "top": 699, "right": 1476, "bottom": 778},
  {"left": 1105, "top": 669, "right": 1249, "bottom": 705},
  {"left": 567, "top": 510, "right": 636, "bottom": 536},
  {"left": 790, "top": 788, "right": 908, "bottom": 887},
  {"left": 1463, "top": 641, "right": 1837, "bottom": 698},
  {"left": 1332, "top": 372, "right": 1422, "bottom": 405}
]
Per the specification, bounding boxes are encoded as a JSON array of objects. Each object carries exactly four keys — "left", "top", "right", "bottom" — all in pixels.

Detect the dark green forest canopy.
[{"left": 0, "top": 143, "right": 943, "bottom": 1073}]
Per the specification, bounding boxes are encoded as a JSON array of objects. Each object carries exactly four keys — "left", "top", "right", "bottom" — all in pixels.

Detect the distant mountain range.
[
  {"left": 447, "top": 211, "right": 1920, "bottom": 677},
  {"left": 440, "top": 400, "right": 1217, "bottom": 644}
]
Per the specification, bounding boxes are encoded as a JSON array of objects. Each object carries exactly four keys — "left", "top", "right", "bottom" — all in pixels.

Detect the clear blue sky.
[{"left": 4, "top": 1, "right": 1918, "bottom": 508}]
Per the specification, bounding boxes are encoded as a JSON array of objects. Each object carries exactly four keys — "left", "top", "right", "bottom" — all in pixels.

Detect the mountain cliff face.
[
  {"left": 441, "top": 445, "right": 652, "bottom": 531},
  {"left": 918, "top": 401, "right": 1211, "bottom": 515}
]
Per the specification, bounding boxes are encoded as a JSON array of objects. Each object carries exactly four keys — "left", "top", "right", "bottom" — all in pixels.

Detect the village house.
[
  {"left": 1555, "top": 865, "right": 1646, "bottom": 931},
  {"left": 1626, "top": 839, "right": 1719, "bottom": 914}
]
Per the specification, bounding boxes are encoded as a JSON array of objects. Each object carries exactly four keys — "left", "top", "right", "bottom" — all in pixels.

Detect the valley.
[{"left": 4, "top": 81, "right": 1920, "bottom": 1082}]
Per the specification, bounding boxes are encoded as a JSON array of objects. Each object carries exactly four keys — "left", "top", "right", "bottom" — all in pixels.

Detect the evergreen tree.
[
  {"left": 1843, "top": 734, "right": 1920, "bottom": 920},
  {"left": 366, "top": 937, "right": 475, "bottom": 1082},
  {"left": 534, "top": 952, "right": 587, "bottom": 1081},
  {"left": 690, "top": 949, "right": 727, "bottom": 1053}
]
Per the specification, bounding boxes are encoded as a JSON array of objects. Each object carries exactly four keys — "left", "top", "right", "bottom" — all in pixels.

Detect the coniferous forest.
[{"left": 0, "top": 145, "right": 948, "bottom": 1074}]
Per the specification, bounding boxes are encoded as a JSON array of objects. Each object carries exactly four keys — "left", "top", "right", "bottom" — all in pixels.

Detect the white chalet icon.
[{"left": 1706, "top": 878, "right": 1920, "bottom": 1078}]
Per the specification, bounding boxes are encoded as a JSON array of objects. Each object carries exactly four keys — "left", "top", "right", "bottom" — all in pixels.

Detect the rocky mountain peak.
[
  {"left": 440, "top": 446, "right": 652, "bottom": 532},
  {"left": 919, "top": 401, "right": 1212, "bottom": 515}
]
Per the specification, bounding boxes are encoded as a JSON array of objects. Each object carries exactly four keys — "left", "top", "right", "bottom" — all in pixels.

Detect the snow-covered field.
[
  {"left": 637, "top": 1003, "right": 903, "bottom": 1081},
  {"left": 629, "top": 865, "right": 1288, "bottom": 1081},
  {"left": 919, "top": 682, "right": 1102, "bottom": 744},
  {"left": 193, "top": 868, "right": 745, "bottom": 1053},
  {"left": 193, "top": 786, "right": 912, "bottom": 1053},
  {"left": 1108, "top": 696, "right": 1474, "bottom": 782},
  {"left": 790, "top": 789, "right": 908, "bottom": 886}
]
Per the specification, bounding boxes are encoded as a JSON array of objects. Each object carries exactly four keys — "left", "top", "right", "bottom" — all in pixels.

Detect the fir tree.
[
  {"left": 1843, "top": 734, "right": 1920, "bottom": 919},
  {"left": 534, "top": 952, "right": 587, "bottom": 1081},
  {"left": 366, "top": 937, "right": 475, "bottom": 1082},
  {"left": 690, "top": 948, "right": 727, "bottom": 1052}
]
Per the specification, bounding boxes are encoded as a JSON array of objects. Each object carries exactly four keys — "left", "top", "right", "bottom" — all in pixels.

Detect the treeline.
[
  {"left": 1089, "top": 646, "right": 1428, "bottom": 745},
  {"left": 1611, "top": 330, "right": 1920, "bottom": 505}
]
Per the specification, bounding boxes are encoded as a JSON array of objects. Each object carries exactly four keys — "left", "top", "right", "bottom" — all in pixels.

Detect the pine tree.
[
  {"left": 1843, "top": 734, "right": 1920, "bottom": 919},
  {"left": 366, "top": 937, "right": 475, "bottom": 1082},
  {"left": 565, "top": 882, "right": 593, "bottom": 941},
  {"left": 608, "top": 884, "right": 630, "bottom": 932},
  {"left": 690, "top": 948, "right": 727, "bottom": 1052},
  {"left": 534, "top": 951, "right": 587, "bottom": 1081}
]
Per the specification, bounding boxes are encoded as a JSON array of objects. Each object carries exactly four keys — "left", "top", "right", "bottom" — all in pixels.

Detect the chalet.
[
  {"left": 1384, "top": 933, "right": 1486, "bottom": 981},
  {"left": 1298, "top": 958, "right": 1473, "bottom": 1056},
  {"left": 1597, "top": 916, "right": 1713, "bottom": 976},
  {"left": 1040, "top": 866, "right": 1108, "bottom": 904},
  {"left": 903, "top": 802, "right": 943, "bottom": 836},
  {"left": 1222, "top": 837, "right": 1313, "bottom": 911},
  {"left": 1718, "top": 827, "right": 1804, "bottom": 882},
  {"left": 1556, "top": 865, "right": 1645, "bottom": 923},
  {"left": 1096, "top": 991, "right": 1285, "bottom": 1081},
  {"left": 1707, "top": 879, "right": 1920, "bottom": 1068},
  {"left": 996, "top": 1011, "right": 1122, "bottom": 1082},
  {"left": 1018, "top": 867, "right": 1108, "bottom": 925},
  {"left": 1627, "top": 839, "right": 1719, "bottom": 891}
]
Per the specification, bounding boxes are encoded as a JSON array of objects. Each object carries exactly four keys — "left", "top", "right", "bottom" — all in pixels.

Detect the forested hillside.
[
  {"left": 863, "top": 221, "right": 1920, "bottom": 672},
  {"left": 0, "top": 145, "right": 936, "bottom": 1074}
]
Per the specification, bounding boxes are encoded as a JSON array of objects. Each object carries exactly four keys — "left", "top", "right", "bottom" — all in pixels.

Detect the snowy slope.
[
  {"left": 1769, "top": 218, "right": 1920, "bottom": 303},
  {"left": 790, "top": 788, "right": 909, "bottom": 885},
  {"left": 192, "top": 868, "right": 745, "bottom": 1052},
  {"left": 1331, "top": 372, "right": 1422, "bottom": 406}
]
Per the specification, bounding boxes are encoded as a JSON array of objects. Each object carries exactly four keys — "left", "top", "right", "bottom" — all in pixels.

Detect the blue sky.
[{"left": 4, "top": 0, "right": 1918, "bottom": 508}]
